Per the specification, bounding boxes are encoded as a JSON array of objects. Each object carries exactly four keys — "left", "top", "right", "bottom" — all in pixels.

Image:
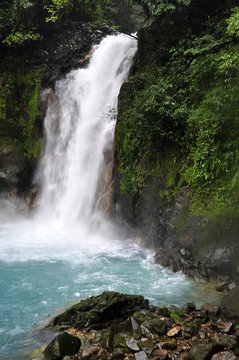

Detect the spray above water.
[{"left": 36, "top": 34, "right": 137, "bottom": 224}]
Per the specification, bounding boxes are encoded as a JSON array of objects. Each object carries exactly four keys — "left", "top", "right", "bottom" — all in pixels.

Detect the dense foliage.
[
  {"left": 0, "top": 0, "right": 136, "bottom": 47},
  {"left": 116, "top": 0, "right": 239, "bottom": 219}
]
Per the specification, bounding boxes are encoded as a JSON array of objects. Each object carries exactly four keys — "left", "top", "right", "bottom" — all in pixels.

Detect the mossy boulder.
[
  {"left": 51, "top": 292, "right": 148, "bottom": 330},
  {"left": 43, "top": 332, "right": 81, "bottom": 360}
]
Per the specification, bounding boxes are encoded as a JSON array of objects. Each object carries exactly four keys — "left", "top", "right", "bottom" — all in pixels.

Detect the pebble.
[
  {"left": 135, "top": 351, "right": 149, "bottom": 360},
  {"left": 167, "top": 325, "right": 181, "bottom": 337},
  {"left": 126, "top": 337, "right": 140, "bottom": 352}
]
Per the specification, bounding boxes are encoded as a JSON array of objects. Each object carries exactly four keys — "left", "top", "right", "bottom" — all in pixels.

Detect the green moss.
[
  {"left": 115, "top": 2, "right": 239, "bottom": 221},
  {"left": 170, "top": 308, "right": 183, "bottom": 323},
  {"left": 132, "top": 310, "right": 156, "bottom": 324},
  {"left": 1, "top": 65, "right": 42, "bottom": 159}
]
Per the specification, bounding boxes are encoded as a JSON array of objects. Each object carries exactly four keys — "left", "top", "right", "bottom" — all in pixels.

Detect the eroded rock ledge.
[{"left": 33, "top": 291, "right": 239, "bottom": 360}]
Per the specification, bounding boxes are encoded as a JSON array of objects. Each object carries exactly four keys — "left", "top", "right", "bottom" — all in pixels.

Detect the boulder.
[
  {"left": 51, "top": 292, "right": 148, "bottom": 330},
  {"left": 43, "top": 332, "right": 81, "bottom": 360},
  {"left": 221, "top": 286, "right": 239, "bottom": 318},
  {"left": 211, "top": 351, "right": 236, "bottom": 360},
  {"left": 201, "top": 304, "right": 220, "bottom": 316},
  {"left": 182, "top": 303, "right": 196, "bottom": 312},
  {"left": 190, "top": 343, "right": 223, "bottom": 360},
  {"left": 149, "top": 318, "right": 167, "bottom": 335}
]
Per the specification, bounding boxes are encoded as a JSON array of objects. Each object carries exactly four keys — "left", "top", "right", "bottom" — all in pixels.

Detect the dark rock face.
[
  {"left": 51, "top": 291, "right": 148, "bottom": 330},
  {"left": 43, "top": 332, "right": 81, "bottom": 360},
  {"left": 0, "top": 141, "right": 26, "bottom": 193},
  {"left": 221, "top": 286, "right": 239, "bottom": 318},
  {"left": 113, "top": 160, "right": 239, "bottom": 284},
  {"left": 31, "top": 21, "right": 113, "bottom": 88}
]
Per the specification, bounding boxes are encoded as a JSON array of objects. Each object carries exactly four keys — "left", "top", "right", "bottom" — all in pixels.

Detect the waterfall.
[
  {"left": 36, "top": 34, "right": 137, "bottom": 224},
  {"left": 0, "top": 35, "right": 220, "bottom": 360}
]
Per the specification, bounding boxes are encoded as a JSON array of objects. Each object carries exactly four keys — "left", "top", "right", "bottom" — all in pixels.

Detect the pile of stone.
[{"left": 33, "top": 290, "right": 239, "bottom": 360}]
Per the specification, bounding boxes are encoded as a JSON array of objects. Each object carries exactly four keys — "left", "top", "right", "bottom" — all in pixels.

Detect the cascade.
[{"left": 36, "top": 34, "right": 137, "bottom": 224}]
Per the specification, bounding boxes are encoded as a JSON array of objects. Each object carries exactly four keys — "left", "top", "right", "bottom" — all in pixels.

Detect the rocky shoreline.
[{"left": 31, "top": 290, "right": 239, "bottom": 360}]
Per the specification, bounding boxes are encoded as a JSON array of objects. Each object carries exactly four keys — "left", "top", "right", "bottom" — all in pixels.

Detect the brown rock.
[
  {"left": 160, "top": 339, "right": 177, "bottom": 350},
  {"left": 152, "top": 348, "right": 168, "bottom": 359},
  {"left": 201, "top": 304, "right": 220, "bottom": 316},
  {"left": 81, "top": 345, "right": 107, "bottom": 359},
  {"left": 167, "top": 326, "right": 181, "bottom": 337}
]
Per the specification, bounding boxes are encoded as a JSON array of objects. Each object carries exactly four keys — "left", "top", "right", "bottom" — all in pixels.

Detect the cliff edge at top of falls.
[{"left": 112, "top": 0, "right": 239, "bottom": 286}]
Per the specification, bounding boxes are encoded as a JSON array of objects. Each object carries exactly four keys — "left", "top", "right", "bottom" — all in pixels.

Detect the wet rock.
[
  {"left": 81, "top": 345, "right": 107, "bottom": 359},
  {"left": 43, "top": 292, "right": 239, "bottom": 360},
  {"left": 220, "top": 334, "right": 238, "bottom": 350},
  {"left": 150, "top": 319, "right": 167, "bottom": 335},
  {"left": 140, "top": 324, "right": 152, "bottom": 337},
  {"left": 190, "top": 343, "right": 222, "bottom": 360},
  {"left": 201, "top": 304, "right": 220, "bottom": 316},
  {"left": 43, "top": 332, "right": 81, "bottom": 360},
  {"left": 167, "top": 326, "right": 181, "bottom": 337},
  {"left": 0, "top": 141, "right": 26, "bottom": 192},
  {"left": 211, "top": 351, "right": 236, "bottom": 360},
  {"left": 135, "top": 351, "right": 149, "bottom": 360},
  {"left": 212, "top": 320, "right": 233, "bottom": 333},
  {"left": 51, "top": 292, "right": 148, "bottom": 330},
  {"left": 131, "top": 316, "right": 140, "bottom": 331},
  {"left": 157, "top": 307, "right": 170, "bottom": 317},
  {"left": 221, "top": 286, "right": 239, "bottom": 318},
  {"left": 152, "top": 349, "right": 168, "bottom": 359},
  {"left": 126, "top": 337, "right": 140, "bottom": 352},
  {"left": 107, "top": 325, "right": 127, "bottom": 352},
  {"left": 160, "top": 338, "right": 177, "bottom": 350},
  {"left": 133, "top": 310, "right": 156, "bottom": 324},
  {"left": 138, "top": 338, "right": 156, "bottom": 355},
  {"left": 182, "top": 303, "right": 196, "bottom": 312}
]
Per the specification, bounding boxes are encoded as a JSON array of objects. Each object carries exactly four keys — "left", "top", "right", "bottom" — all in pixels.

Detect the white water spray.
[{"left": 36, "top": 34, "right": 137, "bottom": 224}]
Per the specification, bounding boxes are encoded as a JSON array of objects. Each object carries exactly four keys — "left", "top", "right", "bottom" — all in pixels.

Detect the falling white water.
[{"left": 36, "top": 34, "right": 138, "bottom": 224}]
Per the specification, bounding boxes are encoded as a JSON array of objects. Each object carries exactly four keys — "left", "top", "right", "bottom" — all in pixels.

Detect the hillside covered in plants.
[{"left": 113, "top": 0, "right": 239, "bottom": 284}]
